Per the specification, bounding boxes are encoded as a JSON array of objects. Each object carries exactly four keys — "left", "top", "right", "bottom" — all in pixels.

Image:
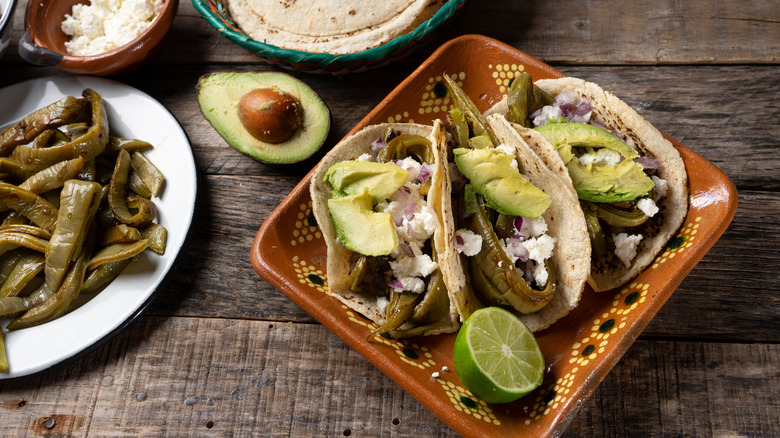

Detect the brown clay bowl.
[{"left": 19, "top": 0, "right": 178, "bottom": 75}]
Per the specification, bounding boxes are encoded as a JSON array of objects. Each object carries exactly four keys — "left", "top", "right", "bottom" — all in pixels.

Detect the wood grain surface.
[{"left": 1, "top": 0, "right": 778, "bottom": 436}]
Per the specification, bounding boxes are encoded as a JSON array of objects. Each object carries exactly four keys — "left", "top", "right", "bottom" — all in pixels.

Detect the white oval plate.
[{"left": 0, "top": 76, "right": 197, "bottom": 379}]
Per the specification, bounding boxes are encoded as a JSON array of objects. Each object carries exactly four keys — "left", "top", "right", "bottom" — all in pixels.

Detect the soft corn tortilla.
[
  {"left": 437, "top": 114, "right": 591, "bottom": 333},
  {"left": 486, "top": 77, "right": 689, "bottom": 291},
  {"left": 310, "top": 121, "right": 459, "bottom": 336},
  {"left": 228, "top": 0, "right": 445, "bottom": 54}
]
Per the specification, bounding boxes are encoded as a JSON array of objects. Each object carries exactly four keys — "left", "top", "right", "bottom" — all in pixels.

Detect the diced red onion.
[
  {"left": 400, "top": 244, "right": 415, "bottom": 257},
  {"left": 404, "top": 202, "right": 416, "bottom": 215},
  {"left": 402, "top": 186, "right": 411, "bottom": 194},
  {"left": 506, "top": 236, "right": 529, "bottom": 260},
  {"left": 371, "top": 138, "right": 386, "bottom": 154},
  {"left": 560, "top": 103, "right": 576, "bottom": 118},
  {"left": 418, "top": 163, "right": 431, "bottom": 184},
  {"left": 636, "top": 156, "right": 661, "bottom": 169},
  {"left": 575, "top": 102, "right": 592, "bottom": 115},
  {"left": 555, "top": 90, "right": 578, "bottom": 106},
  {"left": 394, "top": 216, "right": 404, "bottom": 227},
  {"left": 388, "top": 280, "right": 404, "bottom": 291},
  {"left": 513, "top": 216, "right": 524, "bottom": 233},
  {"left": 455, "top": 235, "right": 464, "bottom": 246}
]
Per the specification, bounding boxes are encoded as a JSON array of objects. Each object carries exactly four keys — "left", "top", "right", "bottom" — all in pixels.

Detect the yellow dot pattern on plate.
[
  {"left": 344, "top": 307, "right": 375, "bottom": 329},
  {"left": 651, "top": 217, "right": 699, "bottom": 269},
  {"left": 488, "top": 63, "right": 526, "bottom": 93},
  {"left": 417, "top": 72, "right": 465, "bottom": 117},
  {"left": 440, "top": 380, "right": 500, "bottom": 425},
  {"left": 386, "top": 111, "right": 413, "bottom": 123},
  {"left": 290, "top": 201, "right": 321, "bottom": 247},
  {"left": 291, "top": 255, "right": 328, "bottom": 294},
  {"left": 522, "top": 282, "right": 653, "bottom": 425}
]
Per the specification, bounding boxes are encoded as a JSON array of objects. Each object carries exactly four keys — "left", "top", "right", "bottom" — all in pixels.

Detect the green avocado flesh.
[
  {"left": 535, "top": 122, "right": 654, "bottom": 202},
  {"left": 328, "top": 191, "right": 398, "bottom": 256},
  {"left": 453, "top": 147, "right": 550, "bottom": 217},
  {"left": 324, "top": 161, "right": 408, "bottom": 203},
  {"left": 197, "top": 72, "right": 330, "bottom": 164}
]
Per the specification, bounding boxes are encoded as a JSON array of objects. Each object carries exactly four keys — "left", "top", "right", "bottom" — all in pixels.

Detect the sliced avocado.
[
  {"left": 328, "top": 190, "right": 398, "bottom": 256},
  {"left": 197, "top": 72, "right": 330, "bottom": 164},
  {"left": 324, "top": 161, "right": 408, "bottom": 202},
  {"left": 535, "top": 122, "right": 639, "bottom": 159},
  {"left": 558, "top": 144, "right": 654, "bottom": 202},
  {"left": 453, "top": 147, "right": 550, "bottom": 217},
  {"left": 535, "top": 122, "right": 654, "bottom": 203}
]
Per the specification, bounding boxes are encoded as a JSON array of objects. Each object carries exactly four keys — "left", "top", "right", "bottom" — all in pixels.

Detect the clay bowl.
[{"left": 19, "top": 0, "right": 178, "bottom": 75}]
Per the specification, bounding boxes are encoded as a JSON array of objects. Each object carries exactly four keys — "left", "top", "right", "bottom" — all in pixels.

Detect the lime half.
[{"left": 453, "top": 307, "right": 545, "bottom": 404}]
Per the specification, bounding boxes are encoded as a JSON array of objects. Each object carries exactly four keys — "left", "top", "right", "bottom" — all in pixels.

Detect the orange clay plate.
[{"left": 250, "top": 35, "right": 737, "bottom": 437}]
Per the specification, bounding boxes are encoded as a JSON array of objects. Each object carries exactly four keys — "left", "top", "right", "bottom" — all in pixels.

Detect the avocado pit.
[{"left": 238, "top": 88, "right": 303, "bottom": 144}]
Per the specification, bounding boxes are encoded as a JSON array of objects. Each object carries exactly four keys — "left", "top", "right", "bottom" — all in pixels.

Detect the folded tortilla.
[
  {"left": 436, "top": 114, "right": 591, "bottom": 332},
  {"left": 310, "top": 121, "right": 459, "bottom": 336},
  {"left": 228, "top": 0, "right": 445, "bottom": 54},
  {"left": 486, "top": 77, "right": 689, "bottom": 291}
]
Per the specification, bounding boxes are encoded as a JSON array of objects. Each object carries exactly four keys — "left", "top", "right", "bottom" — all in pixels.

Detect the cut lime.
[{"left": 453, "top": 307, "right": 545, "bottom": 404}]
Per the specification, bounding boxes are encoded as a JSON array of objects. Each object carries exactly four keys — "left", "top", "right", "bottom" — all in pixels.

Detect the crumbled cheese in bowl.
[{"left": 62, "top": 0, "right": 165, "bottom": 56}]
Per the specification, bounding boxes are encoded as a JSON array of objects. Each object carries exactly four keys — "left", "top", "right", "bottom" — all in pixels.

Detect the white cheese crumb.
[
  {"left": 431, "top": 371, "right": 440, "bottom": 379},
  {"left": 651, "top": 176, "right": 668, "bottom": 199},
  {"left": 356, "top": 153, "right": 373, "bottom": 161},
  {"left": 494, "top": 143, "right": 519, "bottom": 169},
  {"left": 522, "top": 235, "right": 556, "bottom": 264},
  {"left": 62, "top": 0, "right": 164, "bottom": 56},
  {"left": 454, "top": 229, "right": 482, "bottom": 256},
  {"left": 518, "top": 216, "right": 548, "bottom": 238},
  {"left": 441, "top": 366, "right": 449, "bottom": 372},
  {"left": 579, "top": 148, "right": 621, "bottom": 167},
  {"left": 522, "top": 235, "right": 556, "bottom": 286},
  {"left": 394, "top": 156, "right": 422, "bottom": 181},
  {"left": 533, "top": 105, "right": 564, "bottom": 126},
  {"left": 613, "top": 233, "right": 643, "bottom": 267},
  {"left": 637, "top": 197, "right": 659, "bottom": 217},
  {"left": 395, "top": 276, "right": 426, "bottom": 294},
  {"left": 389, "top": 251, "right": 437, "bottom": 294}
]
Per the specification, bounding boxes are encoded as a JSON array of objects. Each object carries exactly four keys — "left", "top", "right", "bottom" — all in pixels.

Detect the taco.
[
  {"left": 310, "top": 121, "right": 459, "bottom": 338},
  {"left": 485, "top": 74, "right": 688, "bottom": 291},
  {"left": 437, "top": 75, "right": 590, "bottom": 332}
]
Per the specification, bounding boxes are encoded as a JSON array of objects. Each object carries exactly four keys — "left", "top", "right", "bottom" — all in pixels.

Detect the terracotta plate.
[{"left": 250, "top": 35, "right": 737, "bottom": 437}]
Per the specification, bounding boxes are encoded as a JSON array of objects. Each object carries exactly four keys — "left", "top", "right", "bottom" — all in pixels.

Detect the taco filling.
[
  {"left": 316, "top": 125, "right": 456, "bottom": 339},
  {"left": 437, "top": 74, "right": 590, "bottom": 329},
  {"left": 488, "top": 73, "right": 687, "bottom": 291}
]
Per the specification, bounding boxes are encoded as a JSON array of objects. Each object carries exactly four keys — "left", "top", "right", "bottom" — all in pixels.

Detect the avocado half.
[{"left": 197, "top": 72, "right": 330, "bottom": 164}]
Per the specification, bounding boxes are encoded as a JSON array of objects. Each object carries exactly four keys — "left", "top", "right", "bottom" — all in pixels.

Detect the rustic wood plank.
[
  {"left": 145, "top": 171, "right": 780, "bottom": 341},
  {"left": 2, "top": 64, "right": 775, "bottom": 189},
  {"left": 7, "top": 0, "right": 777, "bottom": 65},
  {"left": 565, "top": 341, "right": 780, "bottom": 437},
  {"left": 0, "top": 317, "right": 777, "bottom": 437}
]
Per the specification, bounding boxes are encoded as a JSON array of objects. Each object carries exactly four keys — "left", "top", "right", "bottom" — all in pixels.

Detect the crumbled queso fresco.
[
  {"left": 454, "top": 148, "right": 557, "bottom": 287},
  {"left": 62, "top": 0, "right": 164, "bottom": 56},
  {"left": 531, "top": 91, "right": 671, "bottom": 267},
  {"left": 375, "top": 156, "right": 439, "bottom": 294}
]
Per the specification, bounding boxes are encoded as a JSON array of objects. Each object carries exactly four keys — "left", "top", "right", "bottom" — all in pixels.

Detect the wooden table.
[{"left": 1, "top": 1, "right": 778, "bottom": 436}]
